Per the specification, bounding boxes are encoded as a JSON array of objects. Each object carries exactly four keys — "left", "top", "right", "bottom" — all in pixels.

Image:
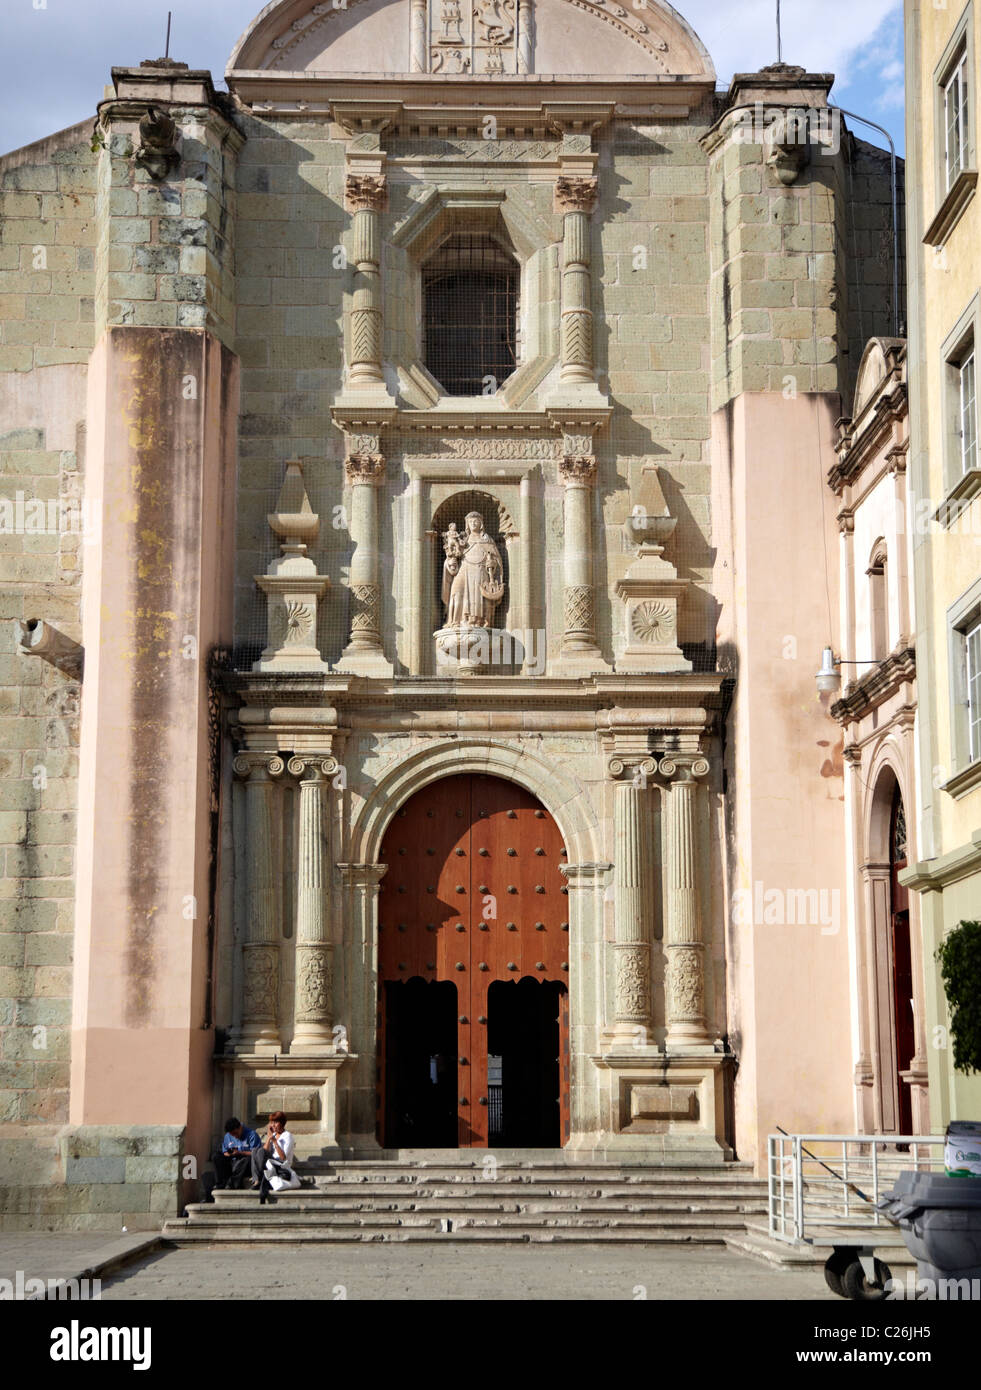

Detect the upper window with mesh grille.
[{"left": 423, "top": 234, "right": 518, "bottom": 396}]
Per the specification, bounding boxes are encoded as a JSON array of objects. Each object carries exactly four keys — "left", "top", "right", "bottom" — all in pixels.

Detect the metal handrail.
[{"left": 768, "top": 1133, "right": 946, "bottom": 1245}]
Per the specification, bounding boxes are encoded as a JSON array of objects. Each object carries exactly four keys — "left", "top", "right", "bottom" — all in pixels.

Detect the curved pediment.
[
  {"left": 852, "top": 336, "right": 906, "bottom": 419},
  {"left": 229, "top": 0, "right": 714, "bottom": 79}
]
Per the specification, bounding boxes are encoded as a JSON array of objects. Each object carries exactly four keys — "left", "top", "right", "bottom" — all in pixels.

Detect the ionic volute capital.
[
  {"left": 607, "top": 755, "right": 657, "bottom": 783},
  {"left": 233, "top": 753, "right": 286, "bottom": 782},
  {"left": 287, "top": 755, "right": 340, "bottom": 782},
  {"left": 658, "top": 754, "right": 711, "bottom": 785}
]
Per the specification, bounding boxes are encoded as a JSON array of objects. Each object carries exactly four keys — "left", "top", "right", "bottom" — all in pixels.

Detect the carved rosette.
[{"left": 631, "top": 600, "right": 676, "bottom": 645}]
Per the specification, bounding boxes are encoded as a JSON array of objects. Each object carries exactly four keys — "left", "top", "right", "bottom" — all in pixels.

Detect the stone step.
[
  {"left": 301, "top": 1163, "right": 758, "bottom": 1181},
  {"left": 182, "top": 1204, "right": 756, "bottom": 1229},
  {"left": 202, "top": 1194, "right": 766, "bottom": 1215},
  {"left": 298, "top": 1178, "right": 767, "bottom": 1195},
  {"left": 162, "top": 1221, "right": 730, "bottom": 1246}
]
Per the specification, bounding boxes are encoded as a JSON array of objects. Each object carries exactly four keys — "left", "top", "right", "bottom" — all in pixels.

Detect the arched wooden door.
[{"left": 377, "top": 774, "right": 571, "bottom": 1148}]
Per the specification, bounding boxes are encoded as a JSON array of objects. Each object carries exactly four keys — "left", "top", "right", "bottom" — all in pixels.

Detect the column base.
[
  {"left": 592, "top": 1050, "right": 732, "bottom": 1156},
  {"left": 552, "top": 648, "right": 609, "bottom": 677},
  {"left": 334, "top": 647, "right": 394, "bottom": 677},
  {"left": 216, "top": 1052, "right": 353, "bottom": 1155}
]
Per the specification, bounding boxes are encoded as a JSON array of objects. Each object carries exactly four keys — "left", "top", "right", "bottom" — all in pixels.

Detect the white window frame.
[
  {"left": 968, "top": 618, "right": 981, "bottom": 763},
  {"left": 945, "top": 49, "right": 971, "bottom": 190},
  {"left": 959, "top": 346, "right": 978, "bottom": 476}
]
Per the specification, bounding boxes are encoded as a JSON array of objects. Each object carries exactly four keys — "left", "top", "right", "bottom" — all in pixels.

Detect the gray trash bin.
[{"left": 881, "top": 1173, "right": 981, "bottom": 1296}]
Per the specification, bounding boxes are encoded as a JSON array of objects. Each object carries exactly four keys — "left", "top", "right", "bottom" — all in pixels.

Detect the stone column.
[
  {"left": 338, "top": 862, "right": 388, "bottom": 1147},
  {"left": 346, "top": 174, "right": 386, "bottom": 389},
  {"left": 288, "top": 757, "right": 339, "bottom": 1053},
  {"left": 660, "top": 755, "right": 711, "bottom": 1046},
  {"left": 232, "top": 754, "right": 286, "bottom": 1053},
  {"left": 556, "top": 176, "right": 597, "bottom": 386},
  {"left": 410, "top": 0, "right": 427, "bottom": 71},
  {"left": 517, "top": 0, "right": 532, "bottom": 72},
  {"left": 608, "top": 756, "right": 657, "bottom": 1043},
  {"left": 337, "top": 442, "right": 393, "bottom": 677},
  {"left": 559, "top": 452, "right": 600, "bottom": 659}
]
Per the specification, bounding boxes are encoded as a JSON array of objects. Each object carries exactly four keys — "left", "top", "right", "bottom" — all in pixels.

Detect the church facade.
[{"left": 0, "top": 1, "right": 904, "bottom": 1227}]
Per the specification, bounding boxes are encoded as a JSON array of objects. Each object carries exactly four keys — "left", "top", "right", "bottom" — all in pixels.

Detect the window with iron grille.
[{"left": 422, "top": 233, "right": 519, "bottom": 396}]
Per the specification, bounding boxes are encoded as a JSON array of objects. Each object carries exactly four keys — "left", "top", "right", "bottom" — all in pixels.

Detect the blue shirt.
[{"left": 222, "top": 1126, "right": 260, "bottom": 1154}]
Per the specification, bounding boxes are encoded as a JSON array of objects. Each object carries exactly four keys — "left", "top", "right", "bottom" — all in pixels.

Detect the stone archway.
[
  {"left": 376, "top": 772, "right": 570, "bottom": 1148},
  {"left": 862, "top": 762, "right": 919, "bottom": 1135}
]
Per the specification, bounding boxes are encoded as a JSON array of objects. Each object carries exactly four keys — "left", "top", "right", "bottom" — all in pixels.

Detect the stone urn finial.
[{"left": 254, "top": 462, "right": 330, "bottom": 673}]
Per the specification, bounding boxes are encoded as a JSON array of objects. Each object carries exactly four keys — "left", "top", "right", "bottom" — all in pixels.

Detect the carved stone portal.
[{"left": 434, "top": 510, "right": 505, "bottom": 673}]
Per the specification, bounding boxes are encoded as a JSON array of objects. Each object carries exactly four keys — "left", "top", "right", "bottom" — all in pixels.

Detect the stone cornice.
[
  {"left": 226, "top": 76, "right": 713, "bottom": 121},
  {"left": 829, "top": 645, "right": 916, "bottom": 726},
  {"left": 900, "top": 829, "right": 981, "bottom": 892},
  {"left": 830, "top": 381, "right": 908, "bottom": 493}
]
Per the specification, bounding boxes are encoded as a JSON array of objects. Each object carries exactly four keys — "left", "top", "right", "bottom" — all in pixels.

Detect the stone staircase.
[{"left": 163, "top": 1158, "right": 768, "bottom": 1245}]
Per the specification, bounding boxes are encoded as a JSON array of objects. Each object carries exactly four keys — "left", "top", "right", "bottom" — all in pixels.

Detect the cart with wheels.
[{"left": 768, "top": 1132, "right": 946, "bottom": 1300}]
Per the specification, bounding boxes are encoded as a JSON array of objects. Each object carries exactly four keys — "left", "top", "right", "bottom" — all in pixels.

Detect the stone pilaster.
[
  {"left": 288, "top": 757, "right": 339, "bottom": 1054},
  {"left": 345, "top": 174, "right": 386, "bottom": 390},
  {"left": 232, "top": 754, "right": 286, "bottom": 1053},
  {"left": 607, "top": 756, "right": 657, "bottom": 1043},
  {"left": 555, "top": 176, "right": 598, "bottom": 386},
  {"left": 660, "top": 755, "right": 711, "bottom": 1046},
  {"left": 336, "top": 438, "right": 393, "bottom": 677}
]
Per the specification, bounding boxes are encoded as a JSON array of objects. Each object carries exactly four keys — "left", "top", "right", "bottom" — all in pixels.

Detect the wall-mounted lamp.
[{"left": 815, "top": 647, "right": 886, "bottom": 696}]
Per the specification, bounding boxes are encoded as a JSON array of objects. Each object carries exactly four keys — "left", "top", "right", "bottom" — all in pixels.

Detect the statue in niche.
[{"left": 441, "top": 512, "right": 504, "bottom": 629}]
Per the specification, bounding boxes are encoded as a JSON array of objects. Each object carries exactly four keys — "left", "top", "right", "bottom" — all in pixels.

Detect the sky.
[{"left": 0, "top": 0, "right": 905, "bottom": 158}]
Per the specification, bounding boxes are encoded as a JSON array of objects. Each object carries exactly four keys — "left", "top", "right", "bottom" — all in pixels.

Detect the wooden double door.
[{"left": 377, "top": 774, "right": 570, "bottom": 1148}]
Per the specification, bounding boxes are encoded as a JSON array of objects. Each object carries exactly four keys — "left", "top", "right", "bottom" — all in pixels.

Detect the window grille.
[{"left": 423, "top": 233, "right": 518, "bottom": 396}]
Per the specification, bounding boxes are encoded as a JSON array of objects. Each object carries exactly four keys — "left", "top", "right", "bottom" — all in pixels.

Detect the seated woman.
[{"left": 250, "top": 1110, "right": 301, "bottom": 1204}]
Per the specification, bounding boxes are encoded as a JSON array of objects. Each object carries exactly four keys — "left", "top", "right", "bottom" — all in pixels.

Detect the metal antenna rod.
[
  {"left": 165, "top": 10, "right": 172, "bottom": 60},
  {"left": 776, "top": 0, "right": 783, "bottom": 64}
]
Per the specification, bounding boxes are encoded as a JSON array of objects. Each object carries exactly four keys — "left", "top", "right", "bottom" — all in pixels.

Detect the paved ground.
[{"left": 94, "top": 1243, "right": 837, "bottom": 1300}]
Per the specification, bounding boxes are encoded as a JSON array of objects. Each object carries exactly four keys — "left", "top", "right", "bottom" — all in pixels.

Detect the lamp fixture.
[{"left": 815, "top": 647, "right": 887, "bottom": 696}]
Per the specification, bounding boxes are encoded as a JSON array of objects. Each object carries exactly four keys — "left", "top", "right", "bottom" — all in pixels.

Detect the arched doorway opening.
[
  {"left": 889, "top": 785, "right": 915, "bottom": 1136},
  {"left": 377, "top": 773, "right": 570, "bottom": 1149}
]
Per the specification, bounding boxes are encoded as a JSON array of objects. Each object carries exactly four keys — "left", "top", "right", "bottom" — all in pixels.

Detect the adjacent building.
[{"left": 902, "top": 0, "right": 981, "bottom": 1131}]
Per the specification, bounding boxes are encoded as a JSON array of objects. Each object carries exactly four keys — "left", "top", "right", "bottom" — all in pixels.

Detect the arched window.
[
  {"left": 422, "top": 234, "right": 519, "bottom": 396},
  {"left": 868, "top": 541, "right": 888, "bottom": 661}
]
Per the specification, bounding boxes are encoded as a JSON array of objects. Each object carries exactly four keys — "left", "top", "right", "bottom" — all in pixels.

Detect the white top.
[{"left": 267, "top": 1129, "right": 295, "bottom": 1167}]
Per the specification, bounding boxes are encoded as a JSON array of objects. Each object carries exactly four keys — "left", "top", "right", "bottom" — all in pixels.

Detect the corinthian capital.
[
  {"left": 559, "top": 455, "right": 597, "bottom": 485},
  {"left": 345, "top": 174, "right": 387, "bottom": 212},
  {"left": 344, "top": 453, "right": 386, "bottom": 485},
  {"left": 555, "top": 175, "right": 598, "bottom": 213}
]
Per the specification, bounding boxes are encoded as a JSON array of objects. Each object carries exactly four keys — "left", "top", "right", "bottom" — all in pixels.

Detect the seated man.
[{"left": 212, "top": 1116, "right": 261, "bottom": 1191}]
